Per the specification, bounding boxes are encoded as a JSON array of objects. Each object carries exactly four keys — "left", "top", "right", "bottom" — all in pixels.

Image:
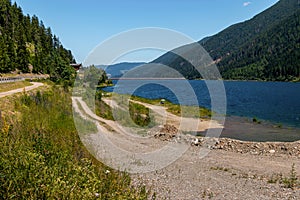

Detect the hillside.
[
  {"left": 97, "top": 62, "right": 145, "bottom": 78},
  {"left": 219, "top": 10, "right": 300, "bottom": 81},
  {"left": 152, "top": 0, "right": 300, "bottom": 81},
  {"left": 0, "top": 0, "right": 76, "bottom": 84}
]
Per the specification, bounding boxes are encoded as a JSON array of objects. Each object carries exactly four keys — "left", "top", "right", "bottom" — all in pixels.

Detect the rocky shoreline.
[
  {"left": 151, "top": 124, "right": 300, "bottom": 157},
  {"left": 133, "top": 124, "right": 300, "bottom": 199}
]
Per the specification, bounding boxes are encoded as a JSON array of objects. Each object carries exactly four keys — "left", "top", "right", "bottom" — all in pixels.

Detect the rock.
[
  {"left": 281, "top": 146, "right": 288, "bottom": 151},
  {"left": 269, "top": 149, "right": 275, "bottom": 154},
  {"left": 140, "top": 114, "right": 148, "bottom": 120},
  {"left": 153, "top": 124, "right": 179, "bottom": 141},
  {"left": 192, "top": 138, "right": 200, "bottom": 146}
]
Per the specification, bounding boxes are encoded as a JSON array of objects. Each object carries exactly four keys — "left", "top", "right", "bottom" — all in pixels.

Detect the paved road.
[{"left": 0, "top": 82, "right": 44, "bottom": 98}]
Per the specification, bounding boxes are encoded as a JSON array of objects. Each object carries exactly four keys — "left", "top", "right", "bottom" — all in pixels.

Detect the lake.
[{"left": 103, "top": 80, "right": 300, "bottom": 129}]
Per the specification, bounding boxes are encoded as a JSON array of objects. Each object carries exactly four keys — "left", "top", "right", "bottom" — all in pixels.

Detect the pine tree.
[{"left": 0, "top": 0, "right": 77, "bottom": 84}]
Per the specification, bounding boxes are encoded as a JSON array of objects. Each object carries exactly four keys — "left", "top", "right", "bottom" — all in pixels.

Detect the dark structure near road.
[{"left": 70, "top": 63, "right": 82, "bottom": 71}]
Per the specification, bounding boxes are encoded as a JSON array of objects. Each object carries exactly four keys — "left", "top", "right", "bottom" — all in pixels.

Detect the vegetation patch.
[
  {"left": 252, "top": 117, "right": 261, "bottom": 124},
  {"left": 73, "top": 112, "right": 98, "bottom": 136},
  {"left": 129, "top": 101, "right": 151, "bottom": 127},
  {"left": 268, "top": 164, "right": 299, "bottom": 190},
  {"left": 95, "top": 99, "right": 114, "bottom": 120},
  {"left": 0, "top": 86, "right": 151, "bottom": 199},
  {"left": 210, "top": 166, "right": 230, "bottom": 172},
  {"left": 130, "top": 95, "right": 212, "bottom": 118}
]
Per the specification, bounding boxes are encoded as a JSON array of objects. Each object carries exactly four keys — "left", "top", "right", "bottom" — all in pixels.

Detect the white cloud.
[{"left": 243, "top": 2, "right": 251, "bottom": 7}]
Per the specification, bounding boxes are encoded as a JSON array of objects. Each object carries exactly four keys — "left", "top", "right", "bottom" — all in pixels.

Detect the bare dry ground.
[
  {"left": 132, "top": 139, "right": 300, "bottom": 200},
  {"left": 75, "top": 97, "right": 300, "bottom": 200}
]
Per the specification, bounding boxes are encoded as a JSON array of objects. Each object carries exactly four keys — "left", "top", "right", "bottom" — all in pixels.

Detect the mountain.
[
  {"left": 97, "top": 62, "right": 145, "bottom": 78},
  {"left": 0, "top": 0, "right": 76, "bottom": 84},
  {"left": 219, "top": 10, "right": 300, "bottom": 81},
  {"left": 152, "top": 0, "right": 300, "bottom": 81}
]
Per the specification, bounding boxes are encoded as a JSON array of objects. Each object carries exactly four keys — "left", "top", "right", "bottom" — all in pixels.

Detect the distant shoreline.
[
  {"left": 110, "top": 77, "right": 300, "bottom": 83},
  {"left": 110, "top": 77, "right": 186, "bottom": 80}
]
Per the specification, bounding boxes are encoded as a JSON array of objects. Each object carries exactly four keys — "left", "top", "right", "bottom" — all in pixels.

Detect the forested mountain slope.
[
  {"left": 152, "top": 0, "right": 300, "bottom": 81},
  {"left": 219, "top": 10, "right": 300, "bottom": 81},
  {"left": 0, "top": 0, "right": 76, "bottom": 83}
]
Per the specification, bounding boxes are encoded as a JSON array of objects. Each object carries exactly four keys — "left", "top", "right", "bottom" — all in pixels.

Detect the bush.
[
  {"left": 281, "top": 163, "right": 299, "bottom": 189},
  {"left": 129, "top": 101, "right": 151, "bottom": 127}
]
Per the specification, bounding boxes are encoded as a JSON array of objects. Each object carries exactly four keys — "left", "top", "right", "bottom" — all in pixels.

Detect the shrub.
[
  {"left": 281, "top": 163, "right": 299, "bottom": 189},
  {"left": 129, "top": 101, "right": 151, "bottom": 127}
]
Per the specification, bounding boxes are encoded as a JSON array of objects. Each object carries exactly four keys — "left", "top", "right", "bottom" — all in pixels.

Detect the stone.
[
  {"left": 269, "top": 149, "right": 275, "bottom": 154},
  {"left": 192, "top": 138, "right": 200, "bottom": 146}
]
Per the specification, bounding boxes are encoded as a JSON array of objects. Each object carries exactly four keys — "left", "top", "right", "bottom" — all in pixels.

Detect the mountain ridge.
[
  {"left": 152, "top": 0, "right": 300, "bottom": 81},
  {"left": 96, "top": 62, "right": 145, "bottom": 78}
]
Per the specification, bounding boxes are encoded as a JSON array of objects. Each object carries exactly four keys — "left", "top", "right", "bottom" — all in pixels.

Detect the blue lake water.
[{"left": 103, "top": 80, "right": 300, "bottom": 128}]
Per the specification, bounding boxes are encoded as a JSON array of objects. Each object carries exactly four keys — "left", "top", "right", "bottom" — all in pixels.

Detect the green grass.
[
  {"left": 108, "top": 93, "right": 212, "bottom": 119},
  {"left": 112, "top": 107, "right": 155, "bottom": 131},
  {"left": 0, "top": 81, "right": 32, "bottom": 93},
  {"left": 95, "top": 100, "right": 114, "bottom": 120},
  {"left": 130, "top": 95, "right": 212, "bottom": 118},
  {"left": 267, "top": 164, "right": 299, "bottom": 190},
  {"left": 129, "top": 101, "right": 151, "bottom": 127},
  {"left": 108, "top": 94, "right": 157, "bottom": 129},
  {"left": 281, "top": 164, "right": 299, "bottom": 189},
  {"left": 73, "top": 112, "right": 98, "bottom": 135},
  {"left": 0, "top": 86, "right": 151, "bottom": 199}
]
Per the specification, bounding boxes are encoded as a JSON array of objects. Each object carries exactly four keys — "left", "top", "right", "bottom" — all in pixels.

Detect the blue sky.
[{"left": 13, "top": 0, "right": 278, "bottom": 64}]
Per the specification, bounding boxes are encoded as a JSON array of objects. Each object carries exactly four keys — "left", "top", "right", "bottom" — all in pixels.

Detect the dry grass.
[{"left": 0, "top": 81, "right": 32, "bottom": 93}]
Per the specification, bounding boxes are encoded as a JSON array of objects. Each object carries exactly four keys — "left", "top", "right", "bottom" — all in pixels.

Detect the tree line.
[
  {"left": 0, "top": 0, "right": 76, "bottom": 84},
  {"left": 152, "top": 0, "right": 300, "bottom": 81},
  {"left": 218, "top": 10, "right": 300, "bottom": 81}
]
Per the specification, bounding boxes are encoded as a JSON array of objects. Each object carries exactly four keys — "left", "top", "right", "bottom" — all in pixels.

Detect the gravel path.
[{"left": 132, "top": 148, "right": 300, "bottom": 199}]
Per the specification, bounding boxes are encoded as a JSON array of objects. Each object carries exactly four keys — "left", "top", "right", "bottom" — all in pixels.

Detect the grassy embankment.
[
  {"left": 81, "top": 89, "right": 153, "bottom": 128},
  {"left": 90, "top": 91, "right": 212, "bottom": 131},
  {"left": 129, "top": 95, "right": 212, "bottom": 119},
  {"left": 0, "top": 84, "right": 151, "bottom": 199}
]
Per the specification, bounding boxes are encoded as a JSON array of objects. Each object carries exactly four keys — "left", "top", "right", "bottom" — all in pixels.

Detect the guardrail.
[
  {"left": 0, "top": 77, "right": 25, "bottom": 83},
  {"left": 0, "top": 75, "right": 49, "bottom": 84}
]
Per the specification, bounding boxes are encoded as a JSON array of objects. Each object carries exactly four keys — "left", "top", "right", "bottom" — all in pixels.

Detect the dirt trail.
[
  {"left": 74, "top": 97, "right": 300, "bottom": 199},
  {"left": 0, "top": 82, "right": 44, "bottom": 98},
  {"left": 73, "top": 97, "right": 168, "bottom": 153}
]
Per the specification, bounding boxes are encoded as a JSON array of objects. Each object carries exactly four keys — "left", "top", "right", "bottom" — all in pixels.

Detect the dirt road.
[
  {"left": 0, "top": 82, "right": 44, "bottom": 98},
  {"left": 74, "top": 97, "right": 300, "bottom": 199}
]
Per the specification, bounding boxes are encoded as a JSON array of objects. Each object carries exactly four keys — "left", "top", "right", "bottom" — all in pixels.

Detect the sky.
[{"left": 13, "top": 0, "right": 279, "bottom": 65}]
